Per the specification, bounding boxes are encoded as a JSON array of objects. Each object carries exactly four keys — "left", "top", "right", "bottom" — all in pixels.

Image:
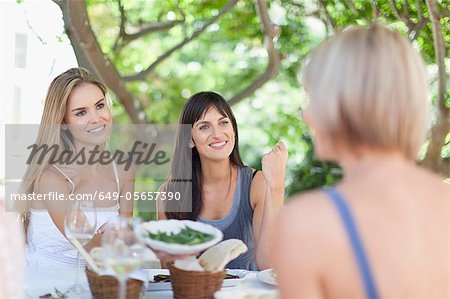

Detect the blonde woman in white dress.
[{"left": 20, "top": 68, "right": 134, "bottom": 267}]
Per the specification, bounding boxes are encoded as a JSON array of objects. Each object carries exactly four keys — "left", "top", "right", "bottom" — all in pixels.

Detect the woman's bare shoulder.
[
  {"left": 285, "top": 190, "right": 331, "bottom": 212},
  {"left": 279, "top": 189, "right": 340, "bottom": 237},
  {"left": 275, "top": 190, "right": 343, "bottom": 273},
  {"left": 39, "top": 166, "right": 69, "bottom": 185},
  {"left": 408, "top": 165, "right": 449, "bottom": 196},
  {"left": 36, "top": 166, "right": 73, "bottom": 195},
  {"left": 34, "top": 166, "right": 73, "bottom": 209},
  {"left": 250, "top": 168, "right": 266, "bottom": 190}
]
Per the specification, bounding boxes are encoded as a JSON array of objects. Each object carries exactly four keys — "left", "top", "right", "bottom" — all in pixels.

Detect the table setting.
[{"left": 24, "top": 217, "right": 279, "bottom": 299}]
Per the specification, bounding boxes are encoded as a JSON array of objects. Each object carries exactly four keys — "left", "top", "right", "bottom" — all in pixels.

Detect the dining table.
[{"left": 23, "top": 266, "right": 278, "bottom": 299}]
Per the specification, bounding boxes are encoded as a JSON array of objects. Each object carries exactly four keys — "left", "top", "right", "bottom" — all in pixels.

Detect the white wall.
[{"left": 0, "top": 0, "right": 78, "bottom": 188}]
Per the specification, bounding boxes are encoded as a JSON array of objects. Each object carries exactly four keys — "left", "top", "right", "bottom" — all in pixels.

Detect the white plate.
[
  {"left": 146, "top": 269, "right": 248, "bottom": 291},
  {"left": 257, "top": 269, "right": 277, "bottom": 286},
  {"left": 215, "top": 289, "right": 279, "bottom": 299},
  {"left": 136, "top": 220, "right": 223, "bottom": 255}
]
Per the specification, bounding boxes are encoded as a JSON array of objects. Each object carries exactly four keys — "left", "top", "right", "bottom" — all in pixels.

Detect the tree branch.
[
  {"left": 56, "top": 0, "right": 148, "bottom": 124},
  {"left": 112, "top": 1, "right": 184, "bottom": 54},
  {"left": 440, "top": 7, "right": 450, "bottom": 18},
  {"left": 422, "top": 0, "right": 449, "bottom": 176},
  {"left": 402, "top": 0, "right": 410, "bottom": 20},
  {"left": 112, "top": 0, "right": 126, "bottom": 53},
  {"left": 389, "top": 0, "right": 429, "bottom": 41},
  {"left": 416, "top": 0, "right": 423, "bottom": 18},
  {"left": 124, "top": 19, "right": 185, "bottom": 41},
  {"left": 228, "top": 0, "right": 281, "bottom": 106},
  {"left": 371, "top": 0, "right": 380, "bottom": 18},
  {"left": 52, "top": 0, "right": 98, "bottom": 77},
  {"left": 426, "top": 0, "right": 448, "bottom": 120},
  {"left": 389, "top": 0, "right": 413, "bottom": 28},
  {"left": 408, "top": 0, "right": 428, "bottom": 40},
  {"left": 122, "top": 0, "right": 239, "bottom": 82},
  {"left": 25, "top": 18, "right": 46, "bottom": 45},
  {"left": 318, "top": 0, "right": 337, "bottom": 33},
  {"left": 344, "top": 0, "right": 357, "bottom": 15},
  {"left": 409, "top": 16, "right": 429, "bottom": 41}
]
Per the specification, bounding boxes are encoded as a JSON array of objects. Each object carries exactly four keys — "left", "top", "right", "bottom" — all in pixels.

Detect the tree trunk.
[
  {"left": 53, "top": 0, "right": 148, "bottom": 124},
  {"left": 422, "top": 0, "right": 449, "bottom": 176}
]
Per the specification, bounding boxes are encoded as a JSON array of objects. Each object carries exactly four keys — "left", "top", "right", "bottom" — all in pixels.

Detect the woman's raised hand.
[{"left": 261, "top": 141, "right": 288, "bottom": 189}]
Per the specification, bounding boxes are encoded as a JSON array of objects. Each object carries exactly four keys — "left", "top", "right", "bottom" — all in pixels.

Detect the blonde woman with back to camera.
[{"left": 273, "top": 24, "right": 449, "bottom": 298}]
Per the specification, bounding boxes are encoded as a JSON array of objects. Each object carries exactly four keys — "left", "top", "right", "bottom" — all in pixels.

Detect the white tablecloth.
[{"left": 24, "top": 266, "right": 278, "bottom": 298}]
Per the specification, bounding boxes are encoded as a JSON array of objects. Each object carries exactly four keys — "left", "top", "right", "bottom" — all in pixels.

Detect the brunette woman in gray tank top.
[{"left": 158, "top": 91, "right": 288, "bottom": 270}]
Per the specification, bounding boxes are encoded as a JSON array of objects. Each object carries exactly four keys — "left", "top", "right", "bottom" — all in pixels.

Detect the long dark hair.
[{"left": 164, "top": 91, "right": 244, "bottom": 220}]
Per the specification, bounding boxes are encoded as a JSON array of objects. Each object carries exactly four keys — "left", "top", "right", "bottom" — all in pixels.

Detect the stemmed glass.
[
  {"left": 102, "top": 216, "right": 144, "bottom": 299},
  {"left": 64, "top": 200, "right": 97, "bottom": 295}
]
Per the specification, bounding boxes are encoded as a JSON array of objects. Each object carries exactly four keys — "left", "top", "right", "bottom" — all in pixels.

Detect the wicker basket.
[
  {"left": 167, "top": 262, "right": 226, "bottom": 299},
  {"left": 85, "top": 268, "right": 143, "bottom": 299}
]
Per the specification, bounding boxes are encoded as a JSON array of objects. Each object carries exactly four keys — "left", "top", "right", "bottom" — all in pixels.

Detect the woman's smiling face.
[
  {"left": 64, "top": 83, "right": 112, "bottom": 148},
  {"left": 191, "top": 106, "right": 235, "bottom": 162}
]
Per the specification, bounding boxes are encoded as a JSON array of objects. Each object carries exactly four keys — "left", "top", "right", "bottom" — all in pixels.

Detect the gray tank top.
[{"left": 198, "top": 166, "right": 258, "bottom": 270}]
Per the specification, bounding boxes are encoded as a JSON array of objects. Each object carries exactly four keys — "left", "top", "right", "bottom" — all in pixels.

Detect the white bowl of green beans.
[{"left": 136, "top": 220, "right": 223, "bottom": 255}]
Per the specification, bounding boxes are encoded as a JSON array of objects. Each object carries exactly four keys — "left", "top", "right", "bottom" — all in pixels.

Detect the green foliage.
[
  {"left": 80, "top": 0, "right": 446, "bottom": 212},
  {"left": 286, "top": 132, "right": 342, "bottom": 196},
  {"left": 234, "top": 76, "right": 342, "bottom": 198}
]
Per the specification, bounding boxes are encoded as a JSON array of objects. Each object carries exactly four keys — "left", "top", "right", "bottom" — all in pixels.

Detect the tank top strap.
[
  {"left": 52, "top": 162, "right": 120, "bottom": 195},
  {"left": 51, "top": 165, "right": 75, "bottom": 194},
  {"left": 324, "top": 187, "right": 379, "bottom": 299},
  {"left": 112, "top": 160, "right": 120, "bottom": 194}
]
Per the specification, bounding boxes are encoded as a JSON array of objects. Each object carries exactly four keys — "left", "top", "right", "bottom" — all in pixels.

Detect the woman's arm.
[
  {"left": 157, "top": 210, "right": 167, "bottom": 220},
  {"left": 38, "top": 168, "right": 102, "bottom": 251},
  {"left": 272, "top": 194, "right": 329, "bottom": 298},
  {"left": 251, "top": 141, "right": 288, "bottom": 269}
]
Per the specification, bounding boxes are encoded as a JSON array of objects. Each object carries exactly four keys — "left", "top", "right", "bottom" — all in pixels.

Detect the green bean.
[{"left": 148, "top": 226, "right": 214, "bottom": 245}]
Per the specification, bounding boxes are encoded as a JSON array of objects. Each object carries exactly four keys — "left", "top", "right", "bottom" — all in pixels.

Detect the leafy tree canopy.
[{"left": 49, "top": 0, "right": 449, "bottom": 212}]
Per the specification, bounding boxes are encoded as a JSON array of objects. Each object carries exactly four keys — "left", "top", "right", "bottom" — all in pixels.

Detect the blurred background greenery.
[{"left": 37, "top": 0, "right": 449, "bottom": 220}]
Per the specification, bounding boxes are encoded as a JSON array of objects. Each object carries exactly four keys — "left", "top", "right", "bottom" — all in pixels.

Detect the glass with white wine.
[
  {"left": 102, "top": 216, "right": 144, "bottom": 299},
  {"left": 64, "top": 200, "right": 97, "bottom": 295}
]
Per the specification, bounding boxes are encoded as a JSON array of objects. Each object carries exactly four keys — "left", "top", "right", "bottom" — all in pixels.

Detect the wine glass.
[
  {"left": 102, "top": 216, "right": 144, "bottom": 299},
  {"left": 64, "top": 200, "right": 97, "bottom": 295}
]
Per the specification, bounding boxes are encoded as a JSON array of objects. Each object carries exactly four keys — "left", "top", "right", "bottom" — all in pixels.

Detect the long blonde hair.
[{"left": 20, "top": 68, "right": 107, "bottom": 234}]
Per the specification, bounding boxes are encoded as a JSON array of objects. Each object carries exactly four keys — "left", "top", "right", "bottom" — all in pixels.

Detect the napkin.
[
  {"left": 172, "top": 239, "right": 248, "bottom": 272},
  {"left": 199, "top": 239, "right": 248, "bottom": 271},
  {"left": 174, "top": 256, "right": 204, "bottom": 271}
]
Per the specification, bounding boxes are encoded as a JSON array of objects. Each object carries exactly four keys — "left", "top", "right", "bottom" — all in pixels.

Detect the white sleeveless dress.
[{"left": 25, "top": 163, "right": 121, "bottom": 267}]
